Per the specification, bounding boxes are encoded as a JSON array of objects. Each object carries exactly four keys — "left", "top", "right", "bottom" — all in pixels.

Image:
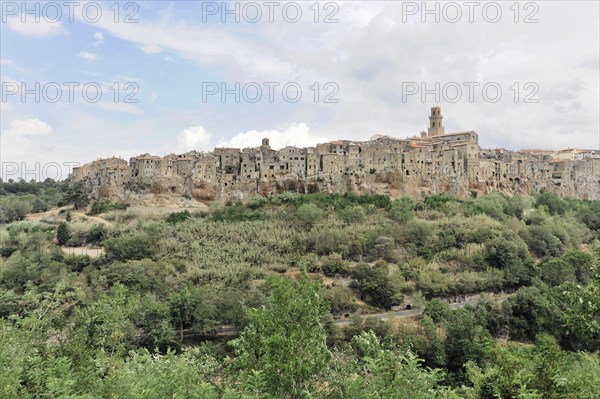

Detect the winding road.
[
  {"left": 182, "top": 293, "right": 513, "bottom": 339},
  {"left": 333, "top": 293, "right": 512, "bottom": 326}
]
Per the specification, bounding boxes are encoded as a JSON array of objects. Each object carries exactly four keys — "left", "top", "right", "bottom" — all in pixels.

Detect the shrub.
[
  {"left": 56, "top": 222, "right": 71, "bottom": 246},
  {"left": 340, "top": 205, "right": 366, "bottom": 224},
  {"left": 389, "top": 197, "right": 415, "bottom": 222},
  {"left": 88, "top": 200, "right": 129, "bottom": 216},
  {"left": 424, "top": 298, "right": 451, "bottom": 324},
  {"left": 540, "top": 258, "right": 576, "bottom": 287},
  {"left": 87, "top": 223, "right": 108, "bottom": 244},
  {"left": 535, "top": 191, "right": 567, "bottom": 215},
  {"left": 323, "top": 286, "right": 358, "bottom": 315},
  {"left": 321, "top": 254, "right": 350, "bottom": 277},
  {"left": 297, "top": 203, "right": 323, "bottom": 228},
  {"left": 350, "top": 262, "right": 401, "bottom": 309},
  {"left": 104, "top": 232, "right": 156, "bottom": 261},
  {"left": 165, "top": 211, "right": 191, "bottom": 224}
]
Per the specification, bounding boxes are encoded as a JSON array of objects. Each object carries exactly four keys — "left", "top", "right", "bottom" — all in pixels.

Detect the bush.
[
  {"left": 321, "top": 254, "right": 350, "bottom": 277},
  {"left": 104, "top": 232, "right": 156, "bottom": 261},
  {"left": 535, "top": 191, "right": 567, "bottom": 215},
  {"left": 388, "top": 197, "right": 414, "bottom": 222},
  {"left": 56, "top": 222, "right": 71, "bottom": 246},
  {"left": 88, "top": 200, "right": 129, "bottom": 216},
  {"left": 86, "top": 223, "right": 108, "bottom": 244},
  {"left": 424, "top": 298, "right": 452, "bottom": 323},
  {"left": 297, "top": 203, "right": 323, "bottom": 228},
  {"left": 165, "top": 211, "right": 191, "bottom": 224},
  {"left": 540, "top": 258, "right": 576, "bottom": 287},
  {"left": 323, "top": 286, "right": 358, "bottom": 315},
  {"left": 340, "top": 205, "right": 366, "bottom": 224},
  {"left": 521, "top": 225, "right": 564, "bottom": 258},
  {"left": 350, "top": 262, "right": 401, "bottom": 309}
]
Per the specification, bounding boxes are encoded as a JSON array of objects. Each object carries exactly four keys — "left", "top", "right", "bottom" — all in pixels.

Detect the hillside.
[{"left": 1, "top": 186, "right": 600, "bottom": 397}]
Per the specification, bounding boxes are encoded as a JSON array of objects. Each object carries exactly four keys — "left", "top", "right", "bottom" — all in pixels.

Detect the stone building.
[{"left": 71, "top": 108, "right": 600, "bottom": 201}]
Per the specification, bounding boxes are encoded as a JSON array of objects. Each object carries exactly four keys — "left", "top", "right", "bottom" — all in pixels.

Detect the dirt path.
[{"left": 26, "top": 207, "right": 113, "bottom": 226}]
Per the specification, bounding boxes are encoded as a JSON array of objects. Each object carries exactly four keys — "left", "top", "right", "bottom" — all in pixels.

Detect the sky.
[{"left": 1, "top": 0, "right": 599, "bottom": 180}]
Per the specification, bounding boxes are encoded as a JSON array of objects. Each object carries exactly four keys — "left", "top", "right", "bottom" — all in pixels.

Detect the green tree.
[
  {"left": 169, "top": 285, "right": 198, "bottom": 341},
  {"left": 104, "top": 231, "right": 156, "bottom": 261},
  {"left": 535, "top": 192, "right": 567, "bottom": 215},
  {"left": 350, "top": 262, "right": 401, "bottom": 309},
  {"left": 86, "top": 223, "right": 108, "bottom": 244},
  {"left": 560, "top": 247, "right": 600, "bottom": 348},
  {"left": 540, "top": 258, "right": 576, "bottom": 287},
  {"left": 503, "top": 286, "right": 558, "bottom": 342},
  {"left": 334, "top": 331, "right": 455, "bottom": 398},
  {"left": 420, "top": 315, "right": 447, "bottom": 368},
  {"left": 229, "top": 276, "right": 331, "bottom": 398},
  {"left": 165, "top": 210, "right": 191, "bottom": 224},
  {"left": 56, "top": 222, "right": 71, "bottom": 246},
  {"left": 485, "top": 236, "right": 534, "bottom": 287},
  {"left": 296, "top": 203, "right": 323, "bottom": 228},
  {"left": 444, "top": 309, "right": 489, "bottom": 384},
  {"left": 424, "top": 298, "right": 452, "bottom": 324},
  {"left": 64, "top": 182, "right": 89, "bottom": 210},
  {"left": 389, "top": 197, "right": 415, "bottom": 222},
  {"left": 562, "top": 249, "right": 593, "bottom": 283},
  {"left": 340, "top": 205, "right": 366, "bottom": 224}
]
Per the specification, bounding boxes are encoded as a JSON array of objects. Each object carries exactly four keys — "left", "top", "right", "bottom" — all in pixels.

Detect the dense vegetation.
[
  {"left": 0, "top": 179, "right": 88, "bottom": 222},
  {"left": 1, "top": 187, "right": 599, "bottom": 398}
]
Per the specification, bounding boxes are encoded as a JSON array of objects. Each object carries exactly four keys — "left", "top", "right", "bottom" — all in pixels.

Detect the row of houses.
[{"left": 71, "top": 108, "right": 599, "bottom": 199}]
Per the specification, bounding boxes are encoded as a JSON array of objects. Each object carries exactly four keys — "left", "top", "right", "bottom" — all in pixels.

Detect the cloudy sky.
[{"left": 1, "top": 1, "right": 599, "bottom": 179}]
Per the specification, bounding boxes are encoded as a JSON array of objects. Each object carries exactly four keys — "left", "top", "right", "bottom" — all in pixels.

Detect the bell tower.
[{"left": 427, "top": 106, "right": 445, "bottom": 137}]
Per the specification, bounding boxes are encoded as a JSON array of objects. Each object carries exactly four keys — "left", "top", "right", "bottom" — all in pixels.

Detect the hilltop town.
[{"left": 72, "top": 108, "right": 600, "bottom": 203}]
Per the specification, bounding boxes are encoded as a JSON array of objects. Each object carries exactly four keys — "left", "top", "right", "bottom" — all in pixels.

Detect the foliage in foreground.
[{"left": 1, "top": 191, "right": 600, "bottom": 398}]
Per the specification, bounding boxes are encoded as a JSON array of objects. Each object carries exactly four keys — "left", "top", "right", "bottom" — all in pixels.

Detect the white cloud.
[
  {"left": 217, "top": 123, "right": 328, "bottom": 150},
  {"left": 2, "top": 118, "right": 53, "bottom": 137},
  {"left": 6, "top": 17, "right": 65, "bottom": 36},
  {"left": 1, "top": 119, "right": 55, "bottom": 175},
  {"left": 93, "top": 32, "right": 104, "bottom": 45},
  {"left": 87, "top": 14, "right": 295, "bottom": 79},
  {"left": 78, "top": 51, "right": 98, "bottom": 61},
  {"left": 176, "top": 125, "right": 212, "bottom": 152},
  {"left": 142, "top": 44, "right": 163, "bottom": 54},
  {"left": 172, "top": 123, "right": 327, "bottom": 155}
]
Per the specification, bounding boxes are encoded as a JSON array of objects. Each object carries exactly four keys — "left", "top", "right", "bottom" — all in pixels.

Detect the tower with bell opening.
[{"left": 427, "top": 106, "right": 445, "bottom": 137}]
